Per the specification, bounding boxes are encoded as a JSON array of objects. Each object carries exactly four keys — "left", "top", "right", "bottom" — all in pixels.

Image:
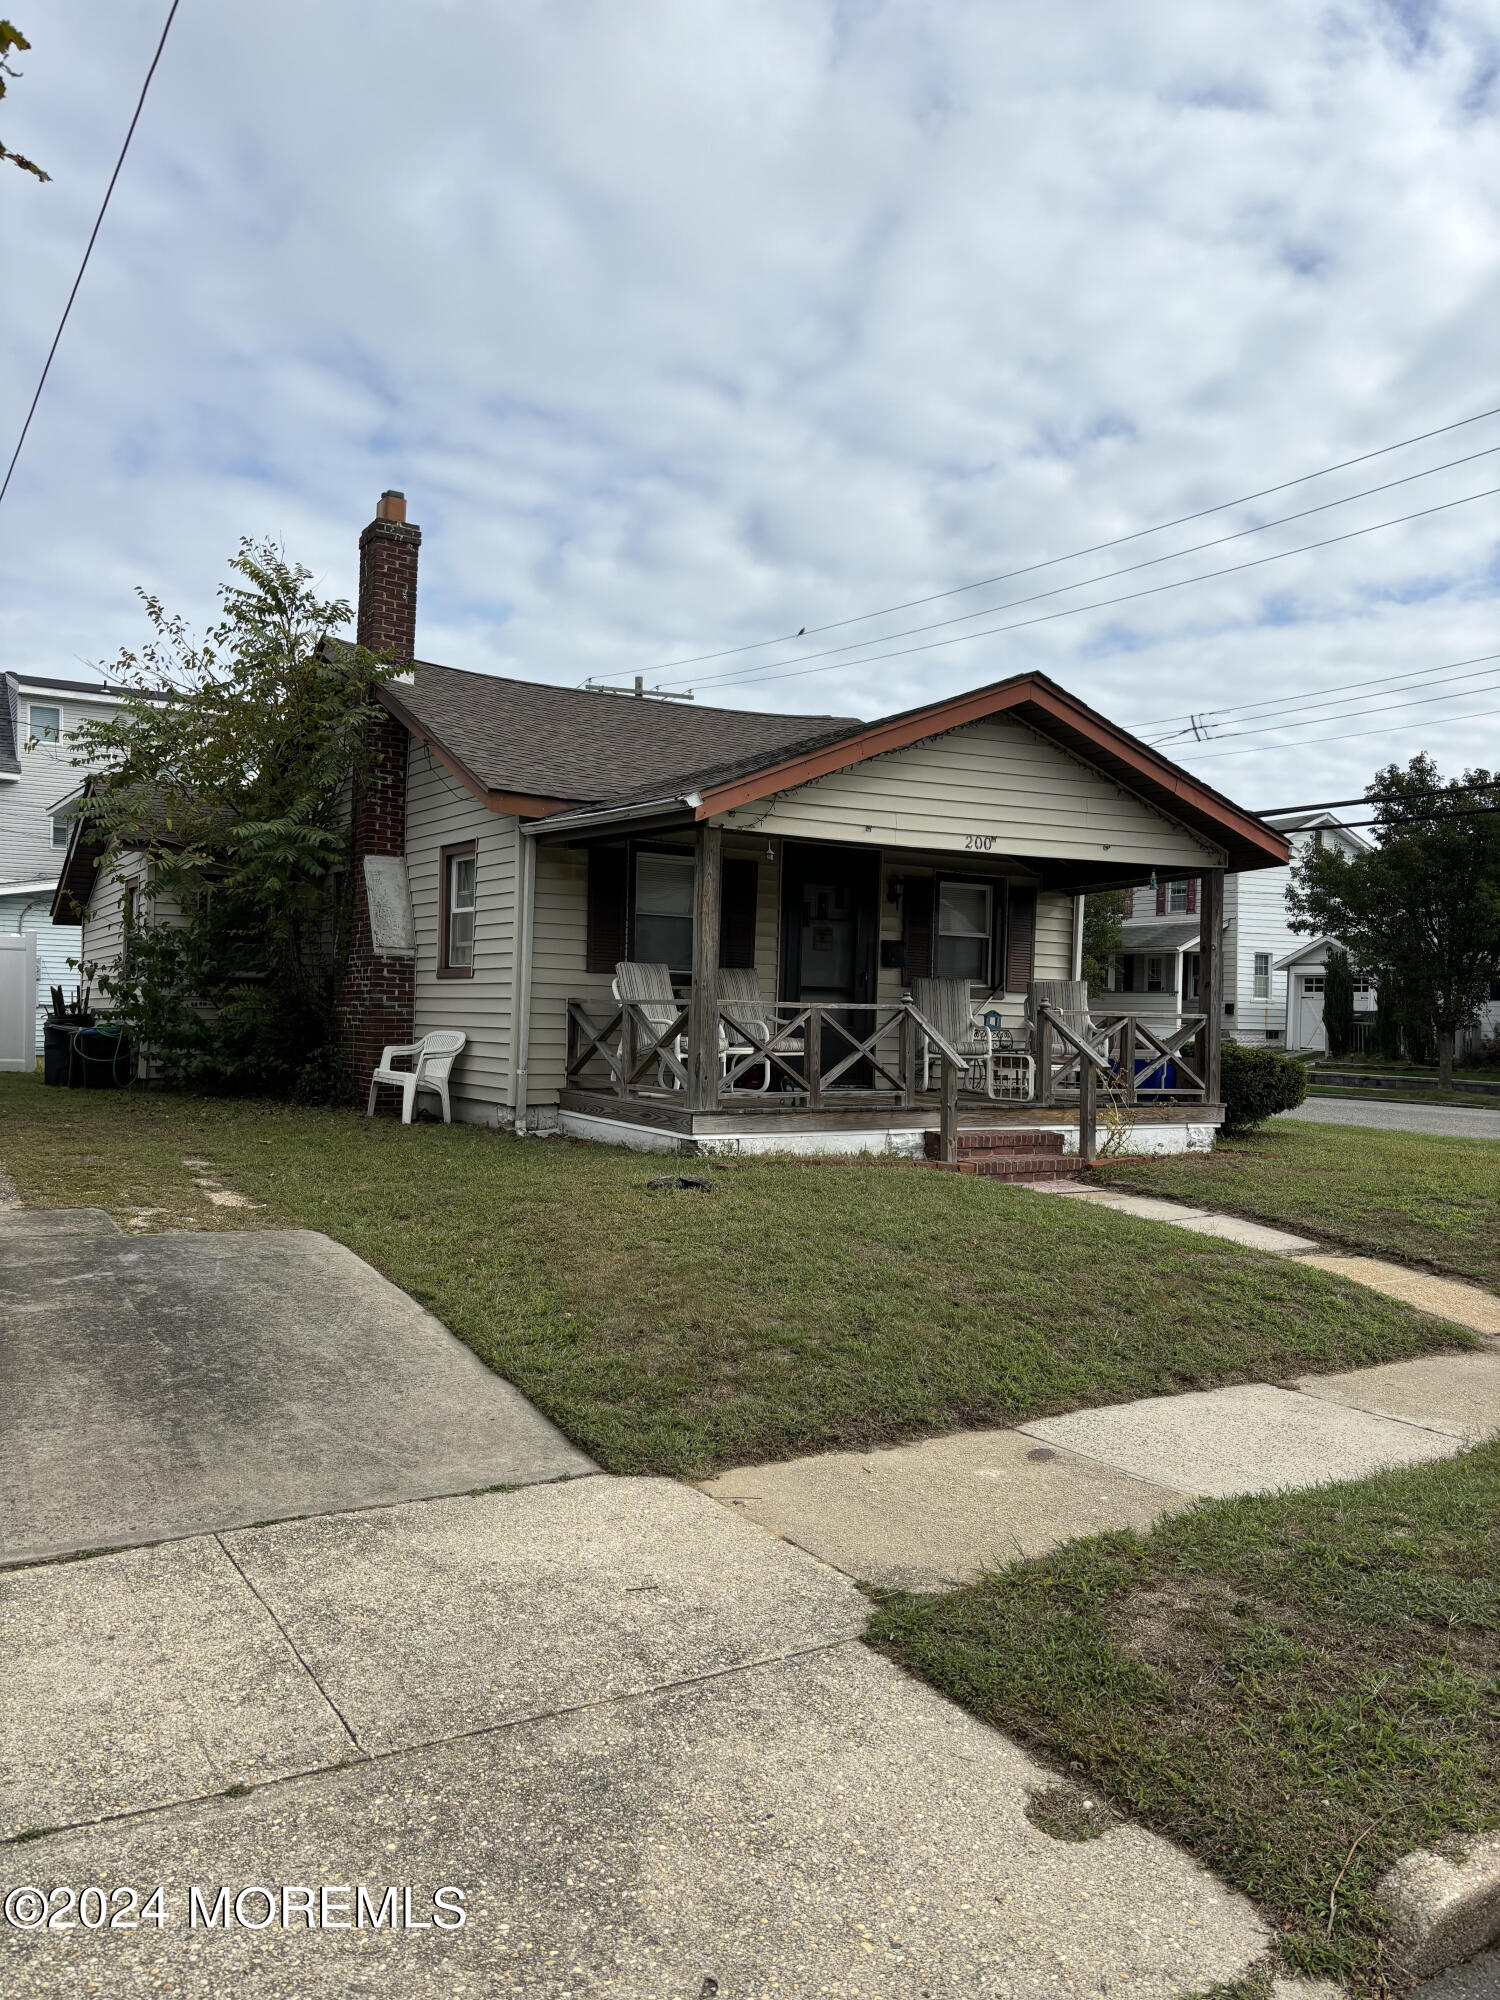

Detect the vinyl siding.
[
  {"left": 721, "top": 716, "right": 1224, "bottom": 869},
  {"left": 527, "top": 842, "right": 614, "bottom": 1102},
  {"left": 0, "top": 690, "right": 123, "bottom": 888},
  {"left": 406, "top": 747, "right": 517, "bottom": 1115},
  {"left": 79, "top": 850, "right": 149, "bottom": 976}
]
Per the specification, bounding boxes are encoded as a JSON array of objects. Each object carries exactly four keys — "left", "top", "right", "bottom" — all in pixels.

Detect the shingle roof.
[
  {"left": 387, "top": 662, "right": 862, "bottom": 806},
  {"left": 1119, "top": 917, "right": 1202, "bottom": 952}
]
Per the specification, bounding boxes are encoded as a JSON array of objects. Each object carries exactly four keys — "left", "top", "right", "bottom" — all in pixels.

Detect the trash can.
[
  {"left": 43, "top": 1021, "right": 82, "bottom": 1088},
  {"left": 74, "top": 1025, "right": 134, "bottom": 1089}
]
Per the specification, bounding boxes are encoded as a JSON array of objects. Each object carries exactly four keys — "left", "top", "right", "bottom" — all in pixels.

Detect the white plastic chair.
[{"left": 366, "top": 1030, "right": 467, "bottom": 1124}]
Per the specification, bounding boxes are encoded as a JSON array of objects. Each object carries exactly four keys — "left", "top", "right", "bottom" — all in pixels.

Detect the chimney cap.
[{"left": 376, "top": 490, "right": 407, "bottom": 524}]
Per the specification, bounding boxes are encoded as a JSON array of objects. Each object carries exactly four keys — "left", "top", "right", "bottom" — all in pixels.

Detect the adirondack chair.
[
  {"left": 366, "top": 1030, "right": 467, "bottom": 1124},
  {"left": 612, "top": 961, "right": 689, "bottom": 1091},
  {"left": 718, "top": 967, "right": 804, "bottom": 1093},
  {"left": 911, "top": 979, "right": 1032, "bottom": 1099}
]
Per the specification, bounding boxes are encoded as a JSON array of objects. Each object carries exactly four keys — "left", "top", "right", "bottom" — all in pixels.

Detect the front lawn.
[
  {"left": 1092, "top": 1120, "right": 1500, "bottom": 1292},
  {"left": 872, "top": 1441, "right": 1500, "bottom": 1995},
  {"left": 0, "top": 1075, "right": 1474, "bottom": 1478}
]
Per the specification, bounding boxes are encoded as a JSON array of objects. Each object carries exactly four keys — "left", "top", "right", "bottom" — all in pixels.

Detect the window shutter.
[
  {"left": 1004, "top": 883, "right": 1037, "bottom": 992},
  {"left": 585, "top": 844, "right": 629, "bottom": 974},
  {"left": 1155, "top": 881, "right": 1167, "bottom": 916},
  {"left": 720, "top": 857, "right": 758, "bottom": 969},
  {"left": 1185, "top": 878, "right": 1198, "bottom": 915},
  {"left": 903, "top": 876, "right": 934, "bottom": 980}
]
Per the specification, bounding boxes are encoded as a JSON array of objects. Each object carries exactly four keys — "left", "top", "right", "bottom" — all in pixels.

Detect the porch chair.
[
  {"left": 612, "top": 961, "right": 689, "bottom": 1091},
  {"left": 718, "top": 967, "right": 804, "bottom": 1093},
  {"left": 366, "top": 1030, "right": 467, "bottom": 1125},
  {"left": 1025, "top": 980, "right": 1110, "bottom": 1090},
  {"left": 911, "top": 979, "right": 1033, "bottom": 1099}
]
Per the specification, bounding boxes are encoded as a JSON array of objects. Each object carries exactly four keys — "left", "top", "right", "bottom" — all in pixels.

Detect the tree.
[
  {"left": 71, "top": 541, "right": 397, "bottom": 1097},
  {"left": 1288, "top": 756, "right": 1500, "bottom": 1088},
  {"left": 1322, "top": 945, "right": 1355, "bottom": 1060},
  {"left": 1081, "top": 889, "right": 1127, "bottom": 992},
  {"left": 1, "top": 21, "right": 50, "bottom": 181}
]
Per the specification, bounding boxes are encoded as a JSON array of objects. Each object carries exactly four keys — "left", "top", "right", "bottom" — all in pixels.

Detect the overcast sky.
[{"left": 3, "top": 0, "right": 1498, "bottom": 810}]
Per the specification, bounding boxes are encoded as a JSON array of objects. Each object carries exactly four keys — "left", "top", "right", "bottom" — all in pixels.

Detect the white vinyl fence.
[{"left": 0, "top": 931, "right": 39, "bottom": 1071}]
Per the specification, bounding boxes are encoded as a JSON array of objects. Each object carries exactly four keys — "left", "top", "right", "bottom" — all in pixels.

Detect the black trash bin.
[
  {"left": 74, "top": 1026, "right": 134, "bottom": 1089},
  {"left": 43, "top": 1022, "right": 81, "bottom": 1087}
]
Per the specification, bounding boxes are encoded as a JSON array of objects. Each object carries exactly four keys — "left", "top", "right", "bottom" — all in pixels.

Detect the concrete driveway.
[
  {"left": 1283, "top": 1095, "right": 1500, "bottom": 1140},
  {"left": 0, "top": 1206, "right": 1274, "bottom": 1997}
]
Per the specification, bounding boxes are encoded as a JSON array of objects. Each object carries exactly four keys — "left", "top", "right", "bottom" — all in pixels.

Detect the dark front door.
[{"left": 779, "top": 843, "right": 880, "bottom": 1086}]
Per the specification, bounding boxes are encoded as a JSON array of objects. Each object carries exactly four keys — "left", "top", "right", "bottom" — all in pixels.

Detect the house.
[
  {"left": 69, "top": 494, "right": 1292, "bottom": 1154},
  {"left": 0, "top": 672, "right": 163, "bottom": 1050},
  {"left": 1111, "top": 810, "right": 1372, "bottom": 1050}
]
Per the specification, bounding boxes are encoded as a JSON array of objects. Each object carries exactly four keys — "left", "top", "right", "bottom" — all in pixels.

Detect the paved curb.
[{"left": 1376, "top": 1832, "right": 1500, "bottom": 1978}]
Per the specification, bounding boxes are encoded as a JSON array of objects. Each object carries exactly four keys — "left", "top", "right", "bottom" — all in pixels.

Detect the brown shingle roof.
[{"left": 388, "top": 662, "right": 863, "bottom": 806}]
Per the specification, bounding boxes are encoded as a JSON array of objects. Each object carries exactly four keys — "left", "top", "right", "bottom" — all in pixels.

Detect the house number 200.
[{"left": 964, "top": 833, "right": 997, "bottom": 851}]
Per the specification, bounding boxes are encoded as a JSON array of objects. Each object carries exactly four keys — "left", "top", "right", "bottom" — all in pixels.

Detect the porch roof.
[
  {"left": 381, "top": 661, "right": 1289, "bottom": 875},
  {"left": 1119, "top": 918, "right": 1201, "bottom": 953}
]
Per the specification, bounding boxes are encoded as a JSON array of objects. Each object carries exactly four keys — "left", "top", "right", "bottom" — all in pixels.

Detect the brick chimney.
[{"left": 341, "top": 492, "right": 420, "bottom": 1102}]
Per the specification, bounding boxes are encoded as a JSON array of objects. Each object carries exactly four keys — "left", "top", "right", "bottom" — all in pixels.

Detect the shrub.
[{"left": 1221, "top": 1041, "right": 1308, "bottom": 1133}]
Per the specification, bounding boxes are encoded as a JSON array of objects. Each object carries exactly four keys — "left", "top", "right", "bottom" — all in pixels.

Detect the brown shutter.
[
  {"left": 903, "top": 875, "right": 934, "bottom": 980},
  {"left": 1155, "top": 880, "right": 1167, "bottom": 916},
  {"left": 585, "top": 844, "right": 629, "bottom": 974},
  {"left": 1186, "top": 878, "right": 1198, "bottom": 915},
  {"left": 720, "top": 857, "right": 758, "bottom": 969},
  {"left": 1005, "top": 883, "right": 1037, "bottom": 992}
]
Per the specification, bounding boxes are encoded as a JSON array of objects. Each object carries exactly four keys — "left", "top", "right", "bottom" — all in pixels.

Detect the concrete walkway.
[
  {"left": 2, "top": 1205, "right": 1282, "bottom": 1999},
  {"left": 1282, "top": 1096, "right": 1500, "bottom": 1140}
]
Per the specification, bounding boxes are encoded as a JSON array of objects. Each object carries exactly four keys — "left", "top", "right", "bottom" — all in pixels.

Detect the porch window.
[
  {"left": 1252, "top": 952, "right": 1271, "bottom": 999},
  {"left": 1146, "top": 955, "right": 1164, "bottom": 993},
  {"left": 634, "top": 851, "right": 695, "bottom": 974},
  {"left": 934, "top": 880, "right": 992, "bottom": 983},
  {"left": 441, "top": 845, "right": 476, "bottom": 974}
]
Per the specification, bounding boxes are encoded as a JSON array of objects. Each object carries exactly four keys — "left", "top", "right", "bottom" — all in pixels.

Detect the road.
[{"left": 1282, "top": 1095, "right": 1500, "bottom": 1141}]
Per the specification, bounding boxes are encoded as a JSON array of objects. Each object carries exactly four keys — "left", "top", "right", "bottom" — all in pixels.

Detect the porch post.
[
  {"left": 689, "top": 821, "right": 723, "bottom": 1110},
  {"left": 1199, "top": 867, "right": 1225, "bottom": 1104}
]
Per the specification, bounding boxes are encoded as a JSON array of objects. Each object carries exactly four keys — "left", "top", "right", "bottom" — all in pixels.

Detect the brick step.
[
  {"left": 923, "top": 1129, "right": 1065, "bottom": 1158},
  {"left": 925, "top": 1154, "right": 1081, "bottom": 1180}
]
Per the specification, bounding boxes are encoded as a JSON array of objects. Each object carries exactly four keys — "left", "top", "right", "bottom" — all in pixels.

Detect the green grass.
[
  {"left": 1093, "top": 1120, "right": 1500, "bottom": 1293},
  {"left": 1309, "top": 1083, "right": 1500, "bottom": 1108},
  {"left": 871, "top": 1443, "right": 1500, "bottom": 1995},
  {"left": 0, "top": 1074, "right": 1475, "bottom": 1478}
]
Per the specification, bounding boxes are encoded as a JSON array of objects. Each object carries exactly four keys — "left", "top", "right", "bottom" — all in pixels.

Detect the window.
[
  {"left": 1146, "top": 955, "right": 1164, "bottom": 993},
  {"left": 1352, "top": 973, "right": 1376, "bottom": 995},
  {"left": 633, "top": 850, "right": 695, "bottom": 972},
  {"left": 28, "top": 704, "right": 61, "bottom": 744},
  {"left": 1302, "top": 974, "right": 1324, "bottom": 994},
  {"left": 1166, "top": 880, "right": 1189, "bottom": 914},
  {"left": 1252, "top": 952, "right": 1271, "bottom": 999},
  {"left": 51, "top": 812, "right": 74, "bottom": 849},
  {"left": 934, "top": 880, "right": 992, "bottom": 983},
  {"left": 440, "top": 845, "right": 476, "bottom": 974}
]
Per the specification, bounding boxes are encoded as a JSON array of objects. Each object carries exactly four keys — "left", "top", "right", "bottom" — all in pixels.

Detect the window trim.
[
  {"left": 438, "top": 842, "right": 477, "bottom": 979},
  {"left": 1252, "top": 951, "right": 1271, "bottom": 1000}
]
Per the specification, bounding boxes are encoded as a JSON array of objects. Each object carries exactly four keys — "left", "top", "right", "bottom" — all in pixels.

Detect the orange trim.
[
  {"left": 377, "top": 683, "right": 581, "bottom": 820},
  {"left": 695, "top": 673, "right": 1289, "bottom": 865}
]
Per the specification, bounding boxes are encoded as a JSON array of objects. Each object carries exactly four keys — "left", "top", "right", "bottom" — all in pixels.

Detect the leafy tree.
[
  {"left": 71, "top": 541, "right": 398, "bottom": 1097},
  {"left": 1321, "top": 945, "right": 1355, "bottom": 1060},
  {"left": 1, "top": 21, "right": 50, "bottom": 181},
  {"left": 1081, "top": 888, "right": 1128, "bottom": 992},
  {"left": 1289, "top": 756, "right": 1500, "bottom": 1088}
]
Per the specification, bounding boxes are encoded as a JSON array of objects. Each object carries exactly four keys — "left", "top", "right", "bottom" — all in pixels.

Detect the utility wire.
[
  {"left": 1144, "top": 666, "right": 1500, "bottom": 749},
  {"left": 657, "top": 442, "right": 1500, "bottom": 695},
  {"left": 1257, "top": 780, "right": 1500, "bottom": 813},
  {"left": 678, "top": 482, "right": 1500, "bottom": 695},
  {"left": 0, "top": 1, "right": 181, "bottom": 513},
  {"left": 1135, "top": 649, "right": 1500, "bottom": 736},
  {"left": 1177, "top": 699, "right": 1500, "bottom": 763},
  {"left": 599, "top": 399, "right": 1500, "bottom": 683}
]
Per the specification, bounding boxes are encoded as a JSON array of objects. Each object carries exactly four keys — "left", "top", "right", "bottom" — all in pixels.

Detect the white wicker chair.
[{"left": 366, "top": 1030, "right": 467, "bottom": 1124}]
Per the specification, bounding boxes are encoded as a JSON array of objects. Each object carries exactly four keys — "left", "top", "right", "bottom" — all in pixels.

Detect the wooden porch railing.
[{"left": 1036, "top": 1003, "right": 1208, "bottom": 1164}]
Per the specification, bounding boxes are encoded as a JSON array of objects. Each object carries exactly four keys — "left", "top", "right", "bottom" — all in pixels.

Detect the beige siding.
[
  {"left": 721, "top": 716, "right": 1223, "bottom": 869},
  {"left": 406, "top": 747, "right": 517, "bottom": 1116},
  {"left": 79, "top": 849, "right": 173, "bottom": 979},
  {"left": 527, "top": 842, "right": 613, "bottom": 1102},
  {"left": 1035, "top": 891, "right": 1075, "bottom": 983}
]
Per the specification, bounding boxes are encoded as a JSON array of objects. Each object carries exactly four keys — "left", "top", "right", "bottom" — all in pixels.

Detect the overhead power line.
[
  {"left": 1134, "top": 649, "right": 1500, "bottom": 736},
  {"left": 1256, "top": 780, "right": 1500, "bottom": 813},
  {"left": 657, "top": 441, "right": 1500, "bottom": 696},
  {"left": 596, "top": 399, "right": 1500, "bottom": 684},
  {"left": 1177, "top": 699, "right": 1500, "bottom": 763},
  {"left": 0, "top": 0, "right": 181, "bottom": 514},
  {"left": 1144, "top": 666, "right": 1500, "bottom": 751},
  {"left": 672, "top": 482, "right": 1500, "bottom": 695}
]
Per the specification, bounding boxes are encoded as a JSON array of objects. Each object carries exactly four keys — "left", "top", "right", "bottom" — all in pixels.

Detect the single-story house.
[{"left": 64, "top": 493, "right": 1292, "bottom": 1154}]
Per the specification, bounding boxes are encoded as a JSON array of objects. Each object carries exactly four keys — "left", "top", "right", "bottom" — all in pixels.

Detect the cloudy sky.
[{"left": 3, "top": 0, "right": 1499, "bottom": 811}]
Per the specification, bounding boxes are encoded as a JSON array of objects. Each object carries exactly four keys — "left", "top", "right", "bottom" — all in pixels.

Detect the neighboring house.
[
  {"left": 0, "top": 672, "right": 159, "bottom": 1051},
  {"left": 69, "top": 493, "right": 1292, "bottom": 1155},
  {"left": 1111, "top": 810, "right": 1372, "bottom": 1050}
]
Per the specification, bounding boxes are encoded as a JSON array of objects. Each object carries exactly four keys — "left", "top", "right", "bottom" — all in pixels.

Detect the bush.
[{"left": 1221, "top": 1042, "right": 1308, "bottom": 1133}]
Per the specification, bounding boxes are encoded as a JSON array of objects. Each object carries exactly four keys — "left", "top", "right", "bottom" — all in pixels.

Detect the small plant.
[{"left": 1220, "top": 1042, "right": 1307, "bottom": 1133}]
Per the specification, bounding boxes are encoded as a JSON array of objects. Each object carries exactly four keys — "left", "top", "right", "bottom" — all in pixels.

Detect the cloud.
[{"left": 1, "top": 0, "right": 1498, "bottom": 804}]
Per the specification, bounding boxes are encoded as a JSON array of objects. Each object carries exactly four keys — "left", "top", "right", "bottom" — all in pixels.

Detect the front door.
[{"left": 779, "top": 843, "right": 880, "bottom": 1085}]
